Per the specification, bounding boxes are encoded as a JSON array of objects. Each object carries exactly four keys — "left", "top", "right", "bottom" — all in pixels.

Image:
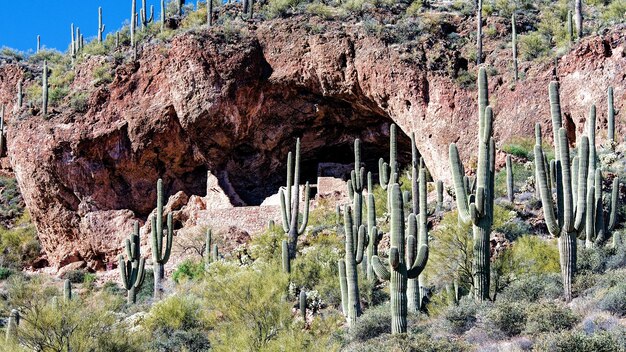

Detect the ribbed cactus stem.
[
  {"left": 161, "top": 0, "right": 165, "bottom": 31},
  {"left": 299, "top": 290, "right": 307, "bottom": 321},
  {"left": 512, "top": 12, "right": 518, "bottom": 81},
  {"left": 64, "top": 279, "right": 72, "bottom": 301},
  {"left": 151, "top": 179, "right": 173, "bottom": 300},
  {"left": 568, "top": 10, "right": 574, "bottom": 43},
  {"left": 379, "top": 124, "right": 398, "bottom": 190},
  {"left": 140, "top": 0, "right": 154, "bottom": 29},
  {"left": 436, "top": 180, "right": 444, "bottom": 211},
  {"left": 371, "top": 183, "right": 428, "bottom": 334},
  {"left": 343, "top": 205, "right": 365, "bottom": 326},
  {"left": 119, "top": 221, "right": 146, "bottom": 304},
  {"left": 338, "top": 260, "right": 348, "bottom": 316},
  {"left": 211, "top": 244, "right": 219, "bottom": 262},
  {"left": 574, "top": 0, "right": 582, "bottom": 39},
  {"left": 366, "top": 172, "right": 380, "bottom": 282},
  {"left": 98, "top": 7, "right": 106, "bottom": 43},
  {"left": 42, "top": 60, "right": 48, "bottom": 116},
  {"left": 208, "top": 0, "right": 214, "bottom": 25},
  {"left": 281, "top": 239, "right": 290, "bottom": 273},
  {"left": 16, "top": 79, "right": 23, "bottom": 109},
  {"left": 70, "top": 23, "right": 75, "bottom": 61},
  {"left": 248, "top": 0, "right": 254, "bottom": 18},
  {"left": 608, "top": 87, "right": 615, "bottom": 144},
  {"left": 350, "top": 138, "right": 365, "bottom": 229},
  {"left": 476, "top": 0, "right": 483, "bottom": 64},
  {"left": 549, "top": 81, "right": 563, "bottom": 161},
  {"left": 280, "top": 138, "right": 310, "bottom": 259},
  {"left": 0, "top": 106, "right": 4, "bottom": 157},
  {"left": 204, "top": 228, "right": 213, "bottom": 267},
  {"left": 588, "top": 105, "right": 597, "bottom": 174},
  {"left": 37, "top": 35, "right": 41, "bottom": 53},
  {"left": 131, "top": 0, "right": 136, "bottom": 47},
  {"left": 506, "top": 155, "right": 514, "bottom": 202},
  {"left": 5, "top": 309, "right": 19, "bottom": 343}
]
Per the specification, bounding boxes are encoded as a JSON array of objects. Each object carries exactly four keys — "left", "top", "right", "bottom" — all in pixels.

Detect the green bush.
[
  {"left": 0, "top": 213, "right": 40, "bottom": 270},
  {"left": 519, "top": 31, "right": 550, "bottom": 60},
  {"left": 598, "top": 283, "right": 626, "bottom": 317},
  {"left": 345, "top": 303, "right": 391, "bottom": 343},
  {"left": 443, "top": 297, "right": 479, "bottom": 335},
  {"left": 344, "top": 330, "right": 470, "bottom": 352},
  {"left": 499, "top": 273, "right": 562, "bottom": 302},
  {"left": 602, "top": 0, "right": 626, "bottom": 23},
  {"left": 265, "top": 0, "right": 304, "bottom": 18},
  {"left": 486, "top": 301, "right": 527, "bottom": 337},
  {"left": 508, "top": 236, "right": 560, "bottom": 275},
  {"left": 501, "top": 137, "right": 535, "bottom": 159},
  {"left": 535, "top": 330, "right": 625, "bottom": 352},
  {"left": 0, "top": 267, "right": 14, "bottom": 280},
  {"left": 92, "top": 64, "right": 113, "bottom": 86},
  {"left": 70, "top": 93, "right": 89, "bottom": 113},
  {"left": 172, "top": 259, "right": 205, "bottom": 283},
  {"left": 62, "top": 269, "right": 87, "bottom": 283},
  {"left": 525, "top": 302, "right": 579, "bottom": 334}
]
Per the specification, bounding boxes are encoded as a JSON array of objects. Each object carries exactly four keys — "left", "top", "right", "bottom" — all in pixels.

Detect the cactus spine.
[
  {"left": 151, "top": 178, "right": 173, "bottom": 300},
  {"left": 379, "top": 124, "right": 399, "bottom": 191},
  {"left": 512, "top": 12, "right": 517, "bottom": 81},
  {"left": 280, "top": 138, "right": 310, "bottom": 259},
  {"left": 536, "top": 90, "right": 590, "bottom": 302},
  {"left": 42, "top": 60, "right": 48, "bottom": 116},
  {"left": 64, "top": 279, "right": 72, "bottom": 301},
  {"left": 339, "top": 205, "right": 366, "bottom": 326},
  {"left": 98, "top": 7, "right": 106, "bottom": 43},
  {"left": 119, "top": 221, "right": 146, "bottom": 304},
  {"left": 140, "top": 0, "right": 154, "bottom": 30},
  {"left": 5, "top": 309, "right": 19, "bottom": 343},
  {"left": 608, "top": 87, "right": 615, "bottom": 145},
  {"left": 506, "top": 155, "right": 514, "bottom": 202},
  {"left": 449, "top": 67, "right": 495, "bottom": 301},
  {"left": 371, "top": 183, "right": 428, "bottom": 334}
]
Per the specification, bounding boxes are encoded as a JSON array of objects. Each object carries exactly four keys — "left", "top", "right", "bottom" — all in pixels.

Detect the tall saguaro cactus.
[
  {"left": 506, "top": 155, "right": 514, "bottom": 202},
  {"left": 535, "top": 119, "right": 589, "bottom": 301},
  {"left": 585, "top": 170, "right": 619, "bottom": 247},
  {"left": 365, "top": 172, "right": 382, "bottom": 282},
  {"left": 568, "top": 10, "right": 574, "bottom": 43},
  {"left": 409, "top": 167, "right": 429, "bottom": 312},
  {"left": 512, "top": 12, "right": 518, "bottom": 81},
  {"left": 16, "top": 79, "right": 23, "bottom": 109},
  {"left": 449, "top": 67, "right": 495, "bottom": 301},
  {"left": 338, "top": 205, "right": 366, "bottom": 326},
  {"left": 131, "top": 0, "right": 137, "bottom": 48},
  {"left": 0, "top": 106, "right": 5, "bottom": 157},
  {"left": 140, "top": 0, "right": 154, "bottom": 30},
  {"left": 98, "top": 7, "right": 106, "bottom": 43},
  {"left": 208, "top": 0, "right": 214, "bottom": 26},
  {"left": 151, "top": 178, "right": 174, "bottom": 300},
  {"left": 371, "top": 184, "right": 429, "bottom": 334},
  {"left": 280, "top": 138, "right": 310, "bottom": 259},
  {"left": 119, "top": 222, "right": 146, "bottom": 304},
  {"left": 42, "top": 60, "right": 48, "bottom": 116},
  {"left": 161, "top": 0, "right": 165, "bottom": 31},
  {"left": 574, "top": 0, "right": 583, "bottom": 39},
  {"left": 608, "top": 87, "right": 615, "bottom": 145},
  {"left": 476, "top": 0, "right": 483, "bottom": 65},
  {"left": 348, "top": 139, "right": 365, "bottom": 230}
]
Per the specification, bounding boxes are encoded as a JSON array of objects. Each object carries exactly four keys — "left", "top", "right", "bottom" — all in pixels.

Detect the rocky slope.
[{"left": 0, "top": 15, "right": 624, "bottom": 270}]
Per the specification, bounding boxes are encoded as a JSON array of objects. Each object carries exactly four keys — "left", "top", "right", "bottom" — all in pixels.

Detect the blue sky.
[{"left": 0, "top": 1, "right": 165, "bottom": 53}]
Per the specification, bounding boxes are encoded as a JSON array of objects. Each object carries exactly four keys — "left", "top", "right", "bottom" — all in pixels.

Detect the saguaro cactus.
[
  {"left": 281, "top": 239, "right": 290, "bottom": 273},
  {"left": 338, "top": 260, "right": 348, "bottom": 316},
  {"left": 379, "top": 124, "right": 399, "bottom": 191},
  {"left": 436, "top": 180, "right": 444, "bottom": 212},
  {"left": 131, "top": 0, "right": 137, "bottom": 47},
  {"left": 37, "top": 35, "right": 41, "bottom": 53},
  {"left": 140, "top": 0, "right": 154, "bottom": 30},
  {"left": 347, "top": 139, "right": 365, "bottom": 230},
  {"left": 371, "top": 183, "right": 428, "bottom": 334},
  {"left": 535, "top": 124, "right": 589, "bottom": 302},
  {"left": 608, "top": 87, "right": 615, "bottom": 145},
  {"left": 151, "top": 178, "right": 174, "bottom": 300},
  {"left": 119, "top": 221, "right": 146, "bottom": 304},
  {"left": 299, "top": 290, "right": 307, "bottom": 321},
  {"left": 208, "top": 0, "right": 214, "bottom": 25},
  {"left": 568, "top": 10, "right": 574, "bottom": 43},
  {"left": 0, "top": 106, "right": 5, "bottom": 157},
  {"left": 64, "top": 279, "right": 72, "bottom": 301},
  {"left": 512, "top": 12, "right": 518, "bottom": 81},
  {"left": 204, "top": 228, "right": 218, "bottom": 267},
  {"left": 449, "top": 67, "right": 495, "bottom": 301},
  {"left": 5, "top": 309, "right": 19, "bottom": 343},
  {"left": 506, "top": 155, "right": 514, "bottom": 202},
  {"left": 98, "top": 7, "right": 106, "bottom": 43},
  {"left": 585, "top": 170, "right": 619, "bottom": 247},
  {"left": 574, "top": 0, "right": 583, "bottom": 39},
  {"left": 161, "top": 0, "right": 165, "bottom": 31},
  {"left": 365, "top": 172, "right": 382, "bottom": 282},
  {"left": 16, "top": 79, "right": 23, "bottom": 109},
  {"left": 476, "top": 0, "right": 483, "bottom": 65},
  {"left": 280, "top": 138, "right": 310, "bottom": 259},
  {"left": 409, "top": 168, "right": 429, "bottom": 313},
  {"left": 42, "top": 60, "right": 48, "bottom": 116},
  {"left": 338, "top": 205, "right": 366, "bottom": 326}
]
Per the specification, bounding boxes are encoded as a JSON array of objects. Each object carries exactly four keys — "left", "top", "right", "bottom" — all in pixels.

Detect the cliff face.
[{"left": 0, "top": 16, "right": 624, "bottom": 269}]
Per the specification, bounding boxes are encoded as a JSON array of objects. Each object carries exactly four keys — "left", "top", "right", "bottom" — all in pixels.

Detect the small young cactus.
[
  {"left": 64, "top": 279, "right": 72, "bottom": 301},
  {"left": 119, "top": 221, "right": 146, "bottom": 304},
  {"left": 436, "top": 180, "right": 444, "bottom": 212},
  {"left": 151, "top": 178, "right": 174, "bottom": 300},
  {"left": 280, "top": 138, "right": 310, "bottom": 259},
  {"left": 299, "top": 290, "right": 307, "bottom": 321},
  {"left": 16, "top": 79, "right": 23, "bottom": 109},
  {"left": 5, "top": 309, "right": 19, "bottom": 343},
  {"left": 98, "top": 7, "right": 106, "bottom": 43}
]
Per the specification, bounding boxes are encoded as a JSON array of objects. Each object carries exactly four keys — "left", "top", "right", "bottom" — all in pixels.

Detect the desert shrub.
[
  {"left": 80, "top": 42, "right": 108, "bottom": 57},
  {"left": 62, "top": 269, "right": 86, "bottom": 283},
  {"left": 598, "top": 283, "right": 626, "bottom": 317},
  {"left": 0, "top": 176, "right": 25, "bottom": 222},
  {"left": 143, "top": 294, "right": 210, "bottom": 351},
  {"left": 249, "top": 226, "right": 283, "bottom": 263},
  {"left": 344, "top": 330, "right": 470, "bottom": 352},
  {"left": 536, "top": 0, "right": 571, "bottom": 47},
  {"left": 501, "top": 137, "right": 535, "bottom": 159},
  {"left": 265, "top": 0, "right": 305, "bottom": 18},
  {"left": 486, "top": 301, "right": 527, "bottom": 336},
  {"left": 508, "top": 236, "right": 560, "bottom": 275},
  {"left": 443, "top": 297, "right": 479, "bottom": 335},
  {"left": 519, "top": 31, "right": 550, "bottom": 60},
  {"left": 92, "top": 64, "right": 113, "bottom": 86},
  {"left": 455, "top": 69, "right": 476, "bottom": 88},
  {"left": 27, "top": 50, "right": 65, "bottom": 65},
  {"left": 602, "top": 0, "right": 626, "bottom": 23},
  {"left": 172, "top": 259, "right": 205, "bottom": 283},
  {"left": 136, "top": 268, "right": 154, "bottom": 302},
  {"left": 70, "top": 92, "right": 89, "bottom": 112},
  {"left": 499, "top": 273, "right": 562, "bottom": 301},
  {"left": 344, "top": 303, "right": 391, "bottom": 343},
  {"left": 406, "top": 0, "right": 422, "bottom": 16},
  {"left": 578, "top": 246, "right": 612, "bottom": 274},
  {"left": 535, "top": 330, "right": 625, "bottom": 352},
  {"left": 0, "top": 267, "right": 14, "bottom": 280},
  {"left": 0, "top": 213, "right": 40, "bottom": 269},
  {"left": 525, "top": 302, "right": 579, "bottom": 334},
  {"left": 306, "top": 3, "right": 343, "bottom": 19}
]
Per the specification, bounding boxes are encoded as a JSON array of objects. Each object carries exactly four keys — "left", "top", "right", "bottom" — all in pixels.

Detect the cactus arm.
[
  {"left": 535, "top": 145, "right": 560, "bottom": 236},
  {"left": 608, "top": 177, "right": 619, "bottom": 231},
  {"left": 559, "top": 129, "right": 574, "bottom": 232},
  {"left": 281, "top": 240, "right": 290, "bottom": 273},
  {"left": 279, "top": 189, "right": 289, "bottom": 233},
  {"left": 285, "top": 151, "right": 293, "bottom": 223},
  {"left": 371, "top": 255, "right": 391, "bottom": 280},
  {"left": 347, "top": 179, "right": 355, "bottom": 201},
  {"left": 297, "top": 182, "right": 310, "bottom": 235},
  {"left": 407, "top": 245, "right": 429, "bottom": 279},
  {"left": 119, "top": 255, "right": 131, "bottom": 289},
  {"left": 150, "top": 216, "right": 160, "bottom": 262},
  {"left": 134, "top": 257, "right": 146, "bottom": 288},
  {"left": 125, "top": 238, "right": 132, "bottom": 261},
  {"left": 159, "top": 213, "right": 173, "bottom": 264},
  {"left": 379, "top": 158, "right": 390, "bottom": 190},
  {"left": 449, "top": 143, "right": 471, "bottom": 224},
  {"left": 584, "top": 186, "right": 595, "bottom": 243},
  {"left": 573, "top": 136, "right": 589, "bottom": 231},
  {"left": 389, "top": 247, "right": 400, "bottom": 270},
  {"left": 355, "top": 225, "right": 366, "bottom": 264}
]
